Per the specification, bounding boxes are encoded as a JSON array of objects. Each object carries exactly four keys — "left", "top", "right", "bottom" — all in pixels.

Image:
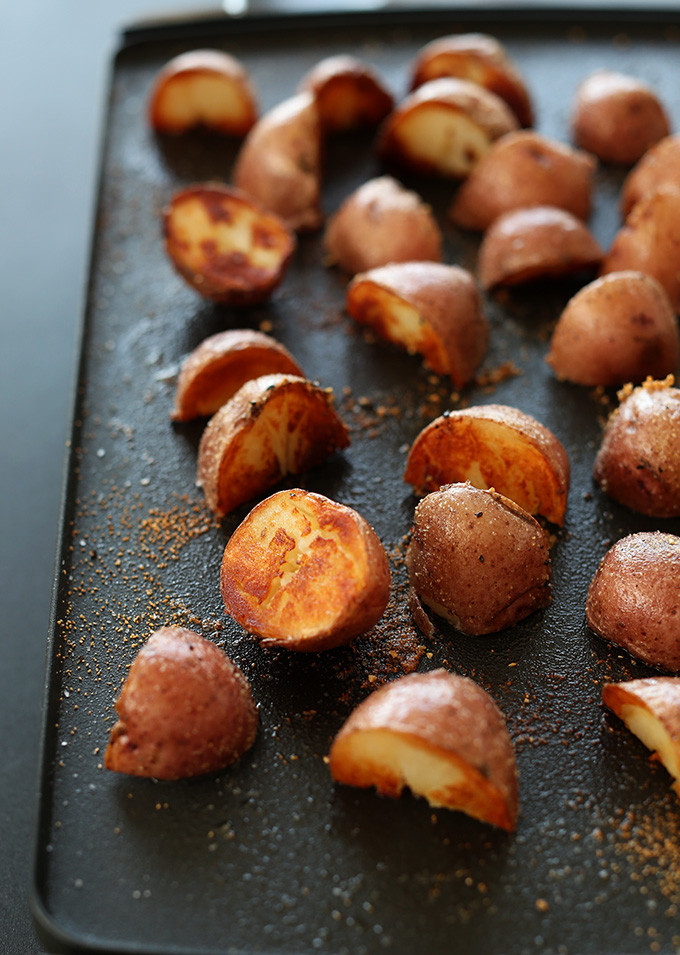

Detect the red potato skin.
[
  {"left": 621, "top": 134, "right": 680, "bottom": 215},
  {"left": 603, "top": 677, "right": 680, "bottom": 754},
  {"left": 586, "top": 532, "right": 680, "bottom": 672},
  {"left": 329, "top": 669, "right": 519, "bottom": 831},
  {"left": 299, "top": 54, "right": 394, "bottom": 131},
  {"left": 105, "top": 628, "right": 258, "bottom": 780}
]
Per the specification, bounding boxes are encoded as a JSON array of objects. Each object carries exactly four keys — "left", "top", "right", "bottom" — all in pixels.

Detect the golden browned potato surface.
[{"left": 299, "top": 54, "right": 394, "bottom": 131}]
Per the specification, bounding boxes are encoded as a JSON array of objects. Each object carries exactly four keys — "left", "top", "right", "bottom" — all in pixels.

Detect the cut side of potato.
[
  {"left": 148, "top": 49, "right": 258, "bottom": 136},
  {"left": 299, "top": 54, "right": 394, "bottom": 131},
  {"left": 172, "top": 329, "right": 303, "bottom": 422},
  {"left": 377, "top": 77, "right": 518, "bottom": 178},
  {"left": 163, "top": 183, "right": 296, "bottom": 305},
  {"left": 603, "top": 678, "right": 680, "bottom": 795},
  {"left": 404, "top": 404, "right": 570, "bottom": 525},
  {"left": 197, "top": 374, "right": 350, "bottom": 519},
  {"left": 329, "top": 669, "right": 519, "bottom": 830},
  {"left": 346, "top": 261, "right": 488, "bottom": 387},
  {"left": 220, "top": 488, "right": 391, "bottom": 651}
]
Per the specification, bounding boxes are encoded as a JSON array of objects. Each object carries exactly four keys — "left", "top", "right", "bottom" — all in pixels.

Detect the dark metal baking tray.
[{"left": 31, "top": 5, "right": 680, "bottom": 954}]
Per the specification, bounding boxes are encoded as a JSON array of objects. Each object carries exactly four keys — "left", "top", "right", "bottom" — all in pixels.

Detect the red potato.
[
  {"left": 345, "top": 261, "right": 488, "bottom": 388},
  {"left": 406, "top": 482, "right": 551, "bottom": 636},
  {"left": 163, "top": 183, "right": 296, "bottom": 305},
  {"left": 328, "top": 669, "right": 519, "bottom": 831},
  {"left": 409, "top": 32, "right": 534, "bottom": 127},
  {"left": 197, "top": 373, "right": 350, "bottom": 519},
  {"left": 105, "top": 627, "right": 258, "bottom": 780},
  {"left": 586, "top": 531, "right": 680, "bottom": 672},
  {"left": 621, "top": 134, "right": 680, "bottom": 215},
  {"left": 603, "top": 677, "right": 680, "bottom": 796},
  {"left": 600, "top": 188, "right": 680, "bottom": 312},
  {"left": 324, "top": 176, "right": 442, "bottom": 274},
  {"left": 478, "top": 205, "right": 602, "bottom": 289},
  {"left": 593, "top": 376, "right": 680, "bottom": 518},
  {"left": 449, "top": 130, "right": 596, "bottom": 231},
  {"left": 232, "top": 91, "right": 323, "bottom": 232},
  {"left": 298, "top": 54, "right": 394, "bottom": 132},
  {"left": 172, "top": 329, "right": 303, "bottom": 422},
  {"left": 404, "top": 404, "right": 570, "bottom": 526},
  {"left": 220, "top": 488, "right": 391, "bottom": 651},
  {"left": 571, "top": 70, "right": 670, "bottom": 165},
  {"left": 546, "top": 271, "right": 679, "bottom": 387},
  {"left": 376, "top": 77, "right": 518, "bottom": 178},
  {"left": 148, "top": 49, "right": 258, "bottom": 136}
]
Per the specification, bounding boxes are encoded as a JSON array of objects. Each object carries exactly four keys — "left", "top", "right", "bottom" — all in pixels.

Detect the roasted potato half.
[
  {"left": 346, "top": 261, "right": 488, "bottom": 387},
  {"left": 593, "top": 376, "right": 680, "bottom": 518},
  {"left": 546, "top": 271, "right": 679, "bottom": 387},
  {"left": 232, "top": 91, "right": 323, "bottom": 232},
  {"left": 197, "top": 374, "right": 349, "bottom": 519},
  {"left": 163, "top": 183, "right": 296, "bottom": 305},
  {"left": 621, "top": 134, "right": 680, "bottom": 215},
  {"left": 586, "top": 531, "right": 680, "bottom": 672},
  {"left": 571, "top": 70, "right": 670, "bottom": 165},
  {"left": 148, "top": 49, "right": 258, "bottom": 136},
  {"left": 328, "top": 668, "right": 519, "bottom": 830},
  {"left": 377, "top": 77, "right": 518, "bottom": 178},
  {"left": 478, "top": 205, "right": 602, "bottom": 289},
  {"left": 600, "top": 188, "right": 680, "bottom": 312},
  {"left": 298, "top": 54, "right": 393, "bottom": 132},
  {"left": 172, "top": 329, "right": 303, "bottom": 422},
  {"left": 324, "top": 176, "right": 442, "bottom": 274},
  {"left": 404, "top": 404, "right": 570, "bottom": 526},
  {"left": 409, "top": 32, "right": 534, "bottom": 127},
  {"left": 220, "top": 488, "right": 391, "bottom": 651},
  {"left": 406, "top": 482, "right": 551, "bottom": 636},
  {"left": 603, "top": 677, "right": 680, "bottom": 796},
  {"left": 105, "top": 627, "right": 258, "bottom": 780},
  {"left": 449, "top": 130, "right": 596, "bottom": 231}
]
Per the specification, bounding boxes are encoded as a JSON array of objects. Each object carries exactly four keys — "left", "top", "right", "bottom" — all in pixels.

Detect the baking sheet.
[{"left": 31, "top": 6, "right": 680, "bottom": 954}]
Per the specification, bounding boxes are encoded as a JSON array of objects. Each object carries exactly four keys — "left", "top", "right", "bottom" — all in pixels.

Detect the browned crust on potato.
[
  {"left": 403, "top": 403, "right": 570, "bottom": 525},
  {"left": 621, "top": 134, "right": 680, "bottom": 215},
  {"left": 148, "top": 49, "right": 258, "bottom": 136},
  {"left": 478, "top": 205, "right": 602, "bottom": 288},
  {"left": 449, "top": 130, "right": 596, "bottom": 231},
  {"left": 232, "top": 91, "right": 323, "bottom": 232},
  {"left": 299, "top": 54, "right": 394, "bottom": 131},
  {"left": 172, "top": 329, "right": 303, "bottom": 421},
  {"left": 197, "top": 373, "right": 350, "bottom": 519},
  {"left": 593, "top": 376, "right": 680, "bottom": 517},
  {"left": 328, "top": 668, "right": 519, "bottom": 830},
  {"left": 603, "top": 677, "right": 680, "bottom": 741},
  {"left": 105, "top": 627, "right": 258, "bottom": 780},
  {"left": 346, "top": 261, "right": 488, "bottom": 387},
  {"left": 220, "top": 488, "right": 391, "bottom": 651},
  {"left": 405, "top": 482, "right": 551, "bottom": 636},
  {"left": 586, "top": 531, "right": 680, "bottom": 672},
  {"left": 409, "top": 32, "right": 534, "bottom": 127}
]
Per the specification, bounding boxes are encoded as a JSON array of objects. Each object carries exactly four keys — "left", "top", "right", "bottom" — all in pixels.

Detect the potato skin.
[
  {"left": 449, "top": 130, "right": 596, "bottom": 231},
  {"left": 546, "top": 271, "right": 679, "bottom": 387},
  {"left": 571, "top": 70, "right": 670, "bottom": 165},
  {"left": 621, "top": 134, "right": 680, "bottom": 215},
  {"left": 406, "top": 483, "right": 551, "bottom": 635},
  {"left": 478, "top": 205, "right": 602, "bottom": 289},
  {"left": 346, "top": 261, "right": 488, "bottom": 387},
  {"left": 403, "top": 403, "right": 570, "bottom": 526},
  {"left": 105, "top": 627, "right": 258, "bottom": 780},
  {"left": 298, "top": 54, "right": 394, "bottom": 131},
  {"left": 328, "top": 668, "right": 519, "bottom": 830},
  {"left": 220, "top": 488, "right": 391, "bottom": 651},
  {"left": 586, "top": 531, "right": 680, "bottom": 672},
  {"left": 324, "top": 176, "right": 442, "bottom": 274},
  {"left": 593, "top": 377, "right": 680, "bottom": 518}
]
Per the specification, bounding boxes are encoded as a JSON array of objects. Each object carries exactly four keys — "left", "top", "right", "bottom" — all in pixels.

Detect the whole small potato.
[
  {"left": 478, "top": 205, "right": 602, "bottom": 289},
  {"left": 449, "top": 130, "right": 596, "bottom": 231},
  {"left": 298, "top": 54, "right": 394, "bottom": 132},
  {"left": 586, "top": 531, "right": 680, "bottom": 672},
  {"left": 329, "top": 668, "right": 519, "bottom": 830},
  {"left": 593, "top": 376, "right": 680, "bottom": 517},
  {"left": 545, "top": 271, "right": 679, "bottom": 386},
  {"left": 571, "top": 70, "right": 670, "bottom": 165},
  {"left": 621, "top": 134, "right": 680, "bottom": 215},
  {"left": 324, "top": 176, "right": 442, "bottom": 274},
  {"left": 406, "top": 482, "right": 551, "bottom": 635},
  {"left": 105, "top": 627, "right": 258, "bottom": 780}
]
